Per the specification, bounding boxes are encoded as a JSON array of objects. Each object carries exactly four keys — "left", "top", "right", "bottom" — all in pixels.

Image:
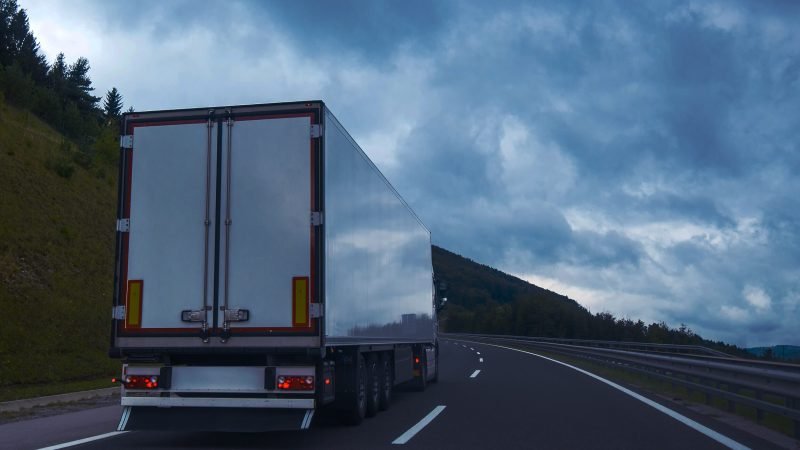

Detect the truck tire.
[
  {"left": 342, "top": 355, "right": 367, "bottom": 425},
  {"left": 365, "top": 355, "right": 380, "bottom": 418},
  {"left": 378, "top": 355, "right": 392, "bottom": 411}
]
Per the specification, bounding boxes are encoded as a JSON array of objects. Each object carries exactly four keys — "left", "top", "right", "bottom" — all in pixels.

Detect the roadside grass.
[
  {"left": 0, "top": 98, "right": 120, "bottom": 392},
  {"left": 0, "top": 376, "right": 116, "bottom": 403},
  {"left": 0, "top": 390, "right": 120, "bottom": 425},
  {"left": 498, "top": 342, "right": 796, "bottom": 439}
]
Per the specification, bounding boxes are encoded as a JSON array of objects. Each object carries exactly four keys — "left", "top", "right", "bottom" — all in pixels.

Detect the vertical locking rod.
[
  {"left": 200, "top": 110, "right": 214, "bottom": 342},
  {"left": 221, "top": 111, "right": 234, "bottom": 342}
]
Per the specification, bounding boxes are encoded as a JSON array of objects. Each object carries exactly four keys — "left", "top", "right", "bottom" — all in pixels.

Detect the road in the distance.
[{"left": 1, "top": 339, "right": 782, "bottom": 450}]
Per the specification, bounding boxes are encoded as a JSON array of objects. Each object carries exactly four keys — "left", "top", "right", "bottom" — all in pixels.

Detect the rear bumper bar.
[
  {"left": 121, "top": 396, "right": 314, "bottom": 409},
  {"left": 117, "top": 405, "right": 315, "bottom": 432}
]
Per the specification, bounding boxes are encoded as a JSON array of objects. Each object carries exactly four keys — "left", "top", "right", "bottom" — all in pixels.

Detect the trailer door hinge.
[
  {"left": 310, "top": 124, "right": 322, "bottom": 139},
  {"left": 309, "top": 303, "right": 323, "bottom": 318},
  {"left": 310, "top": 211, "right": 323, "bottom": 226},
  {"left": 112, "top": 305, "right": 126, "bottom": 320},
  {"left": 116, "top": 218, "right": 130, "bottom": 232},
  {"left": 120, "top": 135, "right": 133, "bottom": 149}
]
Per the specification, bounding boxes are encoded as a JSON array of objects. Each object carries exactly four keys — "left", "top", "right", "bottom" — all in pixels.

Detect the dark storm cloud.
[
  {"left": 632, "top": 193, "right": 734, "bottom": 227},
  {"left": 262, "top": 0, "right": 453, "bottom": 63},
  {"left": 568, "top": 230, "right": 644, "bottom": 267}
]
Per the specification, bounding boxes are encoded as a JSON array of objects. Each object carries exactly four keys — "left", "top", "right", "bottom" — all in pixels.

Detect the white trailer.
[{"left": 110, "top": 101, "right": 443, "bottom": 431}]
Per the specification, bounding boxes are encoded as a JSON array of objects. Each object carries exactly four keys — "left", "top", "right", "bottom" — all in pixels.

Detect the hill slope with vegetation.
[
  {"left": 0, "top": 96, "right": 119, "bottom": 387},
  {"left": 432, "top": 246, "right": 746, "bottom": 355},
  {"left": 1, "top": 0, "right": 126, "bottom": 392}
]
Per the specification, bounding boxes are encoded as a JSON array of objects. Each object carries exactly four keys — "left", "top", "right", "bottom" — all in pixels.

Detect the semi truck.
[{"left": 109, "top": 100, "right": 442, "bottom": 431}]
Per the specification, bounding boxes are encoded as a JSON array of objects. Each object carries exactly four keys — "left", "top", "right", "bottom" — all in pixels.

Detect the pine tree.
[
  {"left": 16, "top": 31, "right": 47, "bottom": 83},
  {"left": 66, "top": 56, "right": 100, "bottom": 113},
  {"left": 0, "top": 0, "right": 20, "bottom": 67},
  {"left": 7, "top": 7, "right": 28, "bottom": 58},
  {"left": 48, "top": 52, "right": 67, "bottom": 93},
  {"left": 103, "top": 87, "right": 122, "bottom": 119}
]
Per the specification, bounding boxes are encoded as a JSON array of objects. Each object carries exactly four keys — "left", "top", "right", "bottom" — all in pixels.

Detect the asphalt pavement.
[{"left": 0, "top": 339, "right": 786, "bottom": 450}]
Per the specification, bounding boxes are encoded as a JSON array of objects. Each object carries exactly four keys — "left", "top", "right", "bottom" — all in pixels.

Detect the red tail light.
[
  {"left": 124, "top": 375, "right": 159, "bottom": 389},
  {"left": 276, "top": 375, "right": 314, "bottom": 391}
]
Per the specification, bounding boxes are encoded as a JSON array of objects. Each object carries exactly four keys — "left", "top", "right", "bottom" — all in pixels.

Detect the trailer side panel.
[{"left": 323, "top": 109, "right": 434, "bottom": 344}]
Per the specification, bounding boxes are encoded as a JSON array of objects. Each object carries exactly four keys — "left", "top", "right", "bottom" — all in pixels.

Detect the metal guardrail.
[
  {"left": 446, "top": 333, "right": 800, "bottom": 439},
  {"left": 450, "top": 333, "right": 733, "bottom": 357}
]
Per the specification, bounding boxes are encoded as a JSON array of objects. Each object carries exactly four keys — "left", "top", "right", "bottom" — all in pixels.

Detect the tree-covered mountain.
[
  {"left": 1, "top": 0, "right": 127, "bottom": 149},
  {"left": 432, "top": 246, "right": 746, "bottom": 356}
]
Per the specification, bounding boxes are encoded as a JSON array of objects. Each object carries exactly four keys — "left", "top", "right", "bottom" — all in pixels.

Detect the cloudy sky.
[{"left": 23, "top": 0, "right": 799, "bottom": 347}]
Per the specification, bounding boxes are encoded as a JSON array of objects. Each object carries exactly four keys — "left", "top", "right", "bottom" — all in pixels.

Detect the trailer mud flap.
[{"left": 117, "top": 406, "right": 314, "bottom": 432}]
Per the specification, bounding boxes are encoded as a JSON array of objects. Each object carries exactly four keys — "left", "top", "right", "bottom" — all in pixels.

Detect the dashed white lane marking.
[
  {"left": 37, "top": 432, "right": 129, "bottom": 450},
  {"left": 392, "top": 405, "right": 447, "bottom": 445},
  {"left": 470, "top": 347, "right": 475, "bottom": 351},
  {"left": 478, "top": 341, "right": 750, "bottom": 450},
  {"left": 479, "top": 358, "right": 483, "bottom": 363},
  {"left": 476, "top": 352, "right": 481, "bottom": 355},
  {"left": 470, "top": 370, "right": 481, "bottom": 378}
]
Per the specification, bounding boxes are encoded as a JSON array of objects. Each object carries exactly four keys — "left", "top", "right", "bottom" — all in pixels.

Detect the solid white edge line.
[
  {"left": 392, "top": 405, "right": 447, "bottom": 445},
  {"left": 37, "top": 431, "right": 129, "bottom": 450},
  {"left": 476, "top": 341, "right": 750, "bottom": 450},
  {"left": 470, "top": 370, "right": 481, "bottom": 378}
]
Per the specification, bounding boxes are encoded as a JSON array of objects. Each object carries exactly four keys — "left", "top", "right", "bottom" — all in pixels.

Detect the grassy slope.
[{"left": 0, "top": 97, "right": 119, "bottom": 390}]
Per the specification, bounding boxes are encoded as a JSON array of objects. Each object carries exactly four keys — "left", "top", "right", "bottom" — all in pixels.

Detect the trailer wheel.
[
  {"left": 342, "top": 355, "right": 367, "bottom": 425},
  {"left": 365, "top": 356, "right": 380, "bottom": 417},
  {"left": 378, "top": 355, "right": 392, "bottom": 411}
]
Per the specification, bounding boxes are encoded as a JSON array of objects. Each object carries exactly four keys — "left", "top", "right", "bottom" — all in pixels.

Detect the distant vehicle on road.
[{"left": 109, "top": 101, "right": 445, "bottom": 431}]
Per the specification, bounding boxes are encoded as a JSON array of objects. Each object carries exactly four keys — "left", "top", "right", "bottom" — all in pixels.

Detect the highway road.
[{"left": 1, "top": 338, "right": 784, "bottom": 450}]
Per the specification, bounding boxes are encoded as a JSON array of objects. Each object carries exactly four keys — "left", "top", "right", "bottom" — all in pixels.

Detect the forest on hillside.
[
  {"left": 432, "top": 246, "right": 747, "bottom": 356},
  {"left": 0, "top": 0, "right": 125, "bottom": 172}
]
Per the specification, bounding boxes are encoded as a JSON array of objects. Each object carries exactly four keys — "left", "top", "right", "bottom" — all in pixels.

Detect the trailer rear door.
[
  {"left": 116, "top": 108, "right": 319, "bottom": 342},
  {"left": 219, "top": 115, "right": 314, "bottom": 333},
  {"left": 122, "top": 120, "right": 216, "bottom": 333}
]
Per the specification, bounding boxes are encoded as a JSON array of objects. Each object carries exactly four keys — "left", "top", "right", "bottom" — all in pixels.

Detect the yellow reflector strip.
[
  {"left": 293, "top": 277, "right": 309, "bottom": 326},
  {"left": 127, "top": 280, "right": 142, "bottom": 328}
]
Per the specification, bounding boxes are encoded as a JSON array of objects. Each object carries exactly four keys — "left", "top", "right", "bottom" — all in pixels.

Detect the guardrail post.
[
  {"left": 754, "top": 392, "right": 764, "bottom": 423},
  {"left": 788, "top": 397, "right": 799, "bottom": 439},
  {"left": 727, "top": 385, "right": 736, "bottom": 413}
]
